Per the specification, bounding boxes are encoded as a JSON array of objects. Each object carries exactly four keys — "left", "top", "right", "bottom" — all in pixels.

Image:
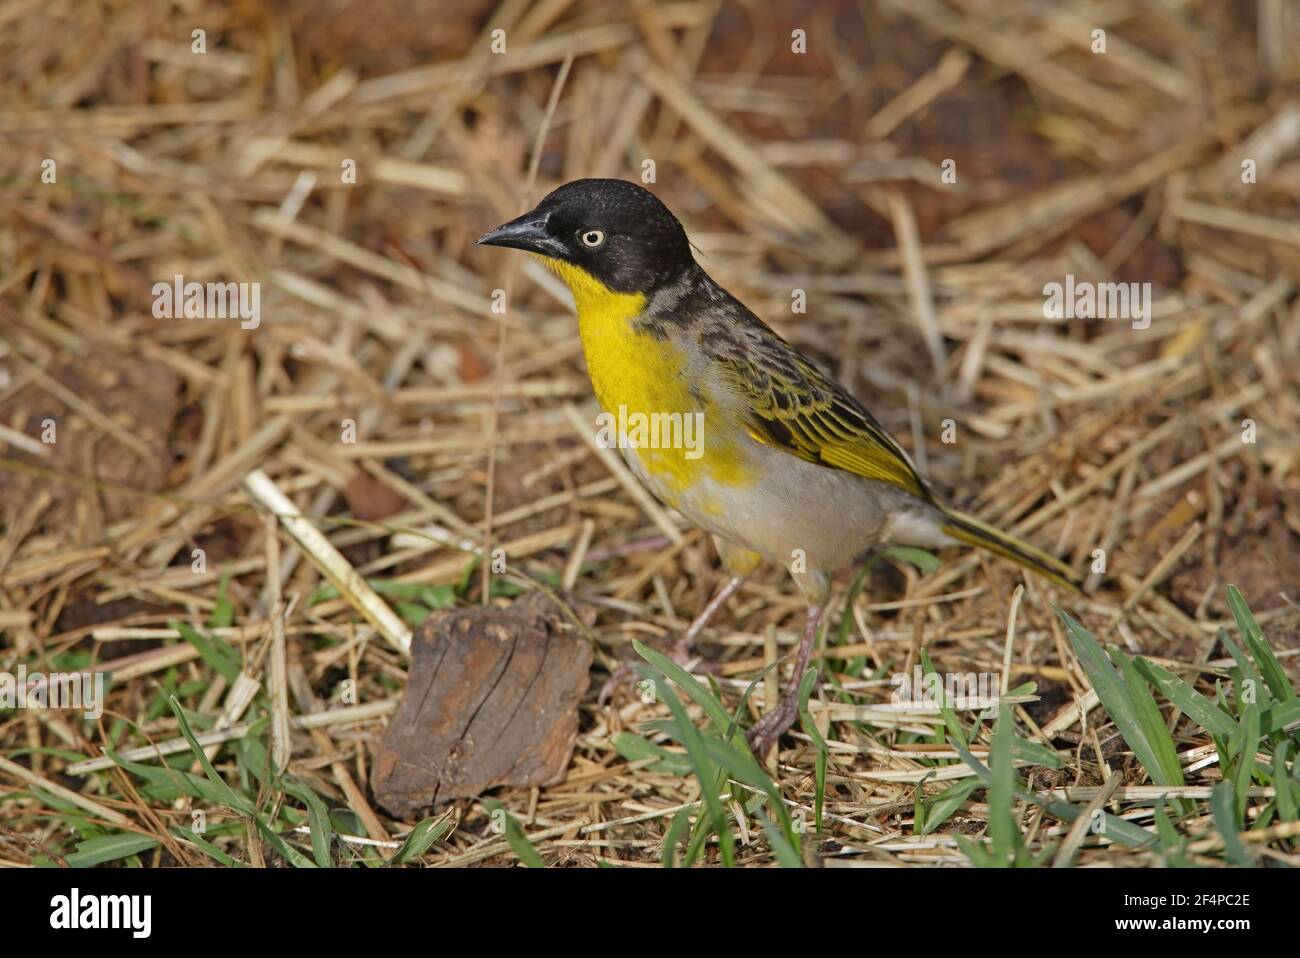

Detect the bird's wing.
[{"left": 706, "top": 319, "right": 933, "bottom": 501}]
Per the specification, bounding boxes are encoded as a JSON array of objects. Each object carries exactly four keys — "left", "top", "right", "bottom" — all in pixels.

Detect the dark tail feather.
[{"left": 941, "top": 508, "right": 1081, "bottom": 593}]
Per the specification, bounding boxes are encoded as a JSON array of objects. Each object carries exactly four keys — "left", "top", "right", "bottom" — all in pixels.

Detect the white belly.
[{"left": 619, "top": 435, "right": 950, "bottom": 576}]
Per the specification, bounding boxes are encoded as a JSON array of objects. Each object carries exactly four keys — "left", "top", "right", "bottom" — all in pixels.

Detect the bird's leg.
[
  {"left": 669, "top": 574, "right": 745, "bottom": 661},
  {"left": 746, "top": 603, "right": 823, "bottom": 758},
  {"left": 598, "top": 574, "right": 745, "bottom": 705}
]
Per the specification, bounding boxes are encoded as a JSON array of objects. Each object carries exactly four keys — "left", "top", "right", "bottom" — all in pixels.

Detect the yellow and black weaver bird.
[{"left": 479, "top": 179, "right": 1080, "bottom": 756}]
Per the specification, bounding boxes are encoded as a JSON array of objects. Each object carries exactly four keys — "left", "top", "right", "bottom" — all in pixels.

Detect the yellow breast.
[{"left": 540, "top": 257, "right": 756, "bottom": 501}]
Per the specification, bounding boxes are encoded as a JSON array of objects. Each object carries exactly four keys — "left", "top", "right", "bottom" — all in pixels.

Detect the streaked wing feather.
[{"left": 713, "top": 336, "right": 931, "bottom": 501}]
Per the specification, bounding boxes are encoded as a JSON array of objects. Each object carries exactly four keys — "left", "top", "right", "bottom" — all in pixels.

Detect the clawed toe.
[{"left": 746, "top": 700, "right": 798, "bottom": 757}]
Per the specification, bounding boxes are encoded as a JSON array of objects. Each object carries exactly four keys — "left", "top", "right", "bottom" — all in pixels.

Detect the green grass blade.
[
  {"left": 171, "top": 821, "right": 244, "bottom": 868},
  {"left": 1112, "top": 646, "right": 1186, "bottom": 788},
  {"left": 724, "top": 658, "right": 781, "bottom": 746},
  {"left": 1151, "top": 802, "right": 1183, "bottom": 857},
  {"left": 1010, "top": 737, "right": 1064, "bottom": 769},
  {"left": 1261, "top": 698, "right": 1300, "bottom": 736},
  {"left": 797, "top": 666, "right": 828, "bottom": 833},
  {"left": 920, "top": 779, "right": 980, "bottom": 835},
  {"left": 165, "top": 696, "right": 257, "bottom": 815},
  {"left": 920, "top": 647, "right": 968, "bottom": 749},
  {"left": 1227, "top": 585, "right": 1294, "bottom": 703},
  {"left": 1059, "top": 611, "right": 1185, "bottom": 792},
  {"left": 1233, "top": 702, "right": 1261, "bottom": 824},
  {"left": 696, "top": 736, "right": 795, "bottom": 842},
  {"left": 882, "top": 545, "right": 941, "bottom": 573},
  {"left": 634, "top": 640, "right": 733, "bottom": 738},
  {"left": 66, "top": 833, "right": 160, "bottom": 867},
  {"left": 696, "top": 737, "right": 781, "bottom": 803},
  {"left": 254, "top": 818, "right": 317, "bottom": 868},
  {"left": 653, "top": 677, "right": 735, "bottom": 867},
  {"left": 1133, "top": 658, "right": 1237, "bottom": 739},
  {"left": 1273, "top": 740, "right": 1297, "bottom": 826},
  {"left": 107, "top": 749, "right": 253, "bottom": 811},
  {"left": 173, "top": 826, "right": 244, "bottom": 866},
  {"left": 504, "top": 822, "right": 545, "bottom": 868},
  {"left": 484, "top": 801, "right": 545, "bottom": 867},
  {"left": 987, "top": 705, "right": 1018, "bottom": 866},
  {"left": 172, "top": 621, "right": 240, "bottom": 683},
  {"left": 952, "top": 740, "right": 993, "bottom": 785},
  {"left": 1218, "top": 627, "right": 1267, "bottom": 711},
  {"left": 759, "top": 814, "right": 803, "bottom": 868},
  {"left": 954, "top": 834, "right": 994, "bottom": 866},
  {"left": 388, "top": 813, "right": 453, "bottom": 865},
  {"left": 661, "top": 807, "right": 693, "bottom": 868},
  {"left": 1039, "top": 800, "right": 1157, "bottom": 849},
  {"left": 283, "top": 779, "right": 333, "bottom": 867},
  {"left": 1210, "top": 782, "right": 1251, "bottom": 866},
  {"left": 611, "top": 731, "right": 692, "bottom": 775},
  {"left": 209, "top": 566, "right": 235, "bottom": 630},
  {"left": 956, "top": 726, "right": 1154, "bottom": 852}
]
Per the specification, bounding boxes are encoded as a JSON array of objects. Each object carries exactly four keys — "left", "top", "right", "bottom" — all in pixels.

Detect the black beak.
[{"left": 477, "top": 207, "right": 567, "bottom": 257}]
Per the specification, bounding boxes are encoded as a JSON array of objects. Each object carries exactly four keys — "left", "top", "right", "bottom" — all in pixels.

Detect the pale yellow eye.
[{"left": 579, "top": 229, "right": 605, "bottom": 248}]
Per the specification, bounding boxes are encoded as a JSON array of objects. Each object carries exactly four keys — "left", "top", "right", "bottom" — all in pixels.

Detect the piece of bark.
[{"left": 371, "top": 593, "right": 592, "bottom": 818}]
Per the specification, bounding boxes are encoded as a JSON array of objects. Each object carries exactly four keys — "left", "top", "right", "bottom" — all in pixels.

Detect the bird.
[{"left": 478, "top": 178, "right": 1080, "bottom": 757}]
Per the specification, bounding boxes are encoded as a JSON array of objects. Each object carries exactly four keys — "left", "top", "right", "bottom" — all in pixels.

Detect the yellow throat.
[{"left": 539, "top": 256, "right": 754, "bottom": 501}]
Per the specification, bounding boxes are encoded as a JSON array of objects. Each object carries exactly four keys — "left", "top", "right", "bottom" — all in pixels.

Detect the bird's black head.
[{"left": 477, "top": 179, "right": 694, "bottom": 294}]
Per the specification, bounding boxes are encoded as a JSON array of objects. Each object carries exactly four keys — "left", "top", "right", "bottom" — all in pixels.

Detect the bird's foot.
[
  {"left": 745, "top": 601, "right": 825, "bottom": 758},
  {"left": 745, "top": 692, "right": 801, "bottom": 758}
]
